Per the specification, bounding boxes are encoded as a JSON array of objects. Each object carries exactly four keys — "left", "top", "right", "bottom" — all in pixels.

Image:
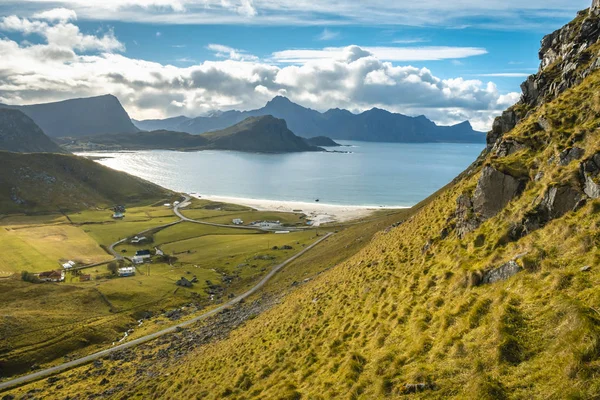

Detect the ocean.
[{"left": 80, "top": 141, "right": 484, "bottom": 207}]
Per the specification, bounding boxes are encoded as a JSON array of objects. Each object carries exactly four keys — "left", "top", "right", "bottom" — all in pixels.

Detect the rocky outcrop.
[
  {"left": 580, "top": 152, "right": 600, "bottom": 198},
  {"left": 558, "top": 147, "right": 585, "bottom": 165},
  {"left": 514, "top": 185, "right": 586, "bottom": 238},
  {"left": 473, "top": 166, "right": 526, "bottom": 220},
  {"left": 455, "top": 193, "right": 480, "bottom": 238},
  {"left": 482, "top": 261, "right": 522, "bottom": 284},
  {"left": 487, "top": 0, "right": 600, "bottom": 148},
  {"left": 494, "top": 139, "right": 527, "bottom": 157},
  {"left": 488, "top": 110, "right": 518, "bottom": 148}
]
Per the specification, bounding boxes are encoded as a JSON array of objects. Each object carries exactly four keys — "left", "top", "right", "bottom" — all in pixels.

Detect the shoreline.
[{"left": 189, "top": 193, "right": 409, "bottom": 225}]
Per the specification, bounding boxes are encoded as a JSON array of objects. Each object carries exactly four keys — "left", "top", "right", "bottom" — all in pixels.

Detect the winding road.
[{"left": 0, "top": 195, "right": 333, "bottom": 392}]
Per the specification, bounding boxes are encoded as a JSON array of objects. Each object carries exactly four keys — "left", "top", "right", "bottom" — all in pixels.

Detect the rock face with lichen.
[{"left": 472, "top": 166, "right": 526, "bottom": 220}]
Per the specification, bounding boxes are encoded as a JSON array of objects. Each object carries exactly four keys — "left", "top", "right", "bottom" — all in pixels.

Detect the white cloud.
[
  {"left": 0, "top": 16, "right": 519, "bottom": 131},
  {"left": 0, "top": 14, "right": 124, "bottom": 52},
  {"left": 32, "top": 8, "right": 77, "bottom": 22},
  {"left": 1, "top": 0, "right": 591, "bottom": 27},
  {"left": 272, "top": 45, "right": 487, "bottom": 63},
  {"left": 207, "top": 43, "right": 259, "bottom": 61},
  {"left": 317, "top": 28, "right": 340, "bottom": 41}
]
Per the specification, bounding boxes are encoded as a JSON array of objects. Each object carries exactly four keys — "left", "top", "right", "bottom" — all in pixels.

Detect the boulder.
[
  {"left": 494, "top": 139, "right": 527, "bottom": 157},
  {"left": 539, "top": 185, "right": 585, "bottom": 218},
  {"left": 594, "top": 0, "right": 600, "bottom": 14},
  {"left": 455, "top": 193, "right": 480, "bottom": 238},
  {"left": 558, "top": 147, "right": 585, "bottom": 166},
  {"left": 580, "top": 152, "right": 600, "bottom": 198},
  {"left": 482, "top": 261, "right": 522, "bottom": 284},
  {"left": 488, "top": 110, "right": 518, "bottom": 147},
  {"left": 473, "top": 166, "right": 526, "bottom": 220}
]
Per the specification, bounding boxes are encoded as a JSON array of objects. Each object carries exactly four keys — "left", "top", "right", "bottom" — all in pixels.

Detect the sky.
[{"left": 0, "top": 0, "right": 592, "bottom": 130}]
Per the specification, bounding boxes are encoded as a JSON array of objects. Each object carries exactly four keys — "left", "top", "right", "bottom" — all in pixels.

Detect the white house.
[
  {"left": 112, "top": 212, "right": 124, "bottom": 219},
  {"left": 232, "top": 218, "right": 243, "bottom": 225},
  {"left": 118, "top": 266, "right": 136, "bottom": 277},
  {"left": 62, "top": 260, "right": 76, "bottom": 269},
  {"left": 131, "top": 236, "right": 147, "bottom": 244},
  {"left": 154, "top": 247, "right": 164, "bottom": 256},
  {"left": 164, "top": 203, "right": 172, "bottom": 208},
  {"left": 132, "top": 256, "right": 145, "bottom": 264}
]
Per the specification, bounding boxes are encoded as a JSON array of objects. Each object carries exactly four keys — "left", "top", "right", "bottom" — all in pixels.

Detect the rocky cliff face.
[{"left": 488, "top": 0, "right": 600, "bottom": 148}]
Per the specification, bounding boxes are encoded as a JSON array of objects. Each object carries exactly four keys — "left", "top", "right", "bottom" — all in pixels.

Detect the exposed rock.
[
  {"left": 540, "top": 185, "right": 586, "bottom": 217},
  {"left": 594, "top": 0, "right": 600, "bottom": 14},
  {"left": 581, "top": 265, "right": 592, "bottom": 272},
  {"left": 580, "top": 152, "right": 600, "bottom": 198},
  {"left": 483, "top": 261, "right": 522, "bottom": 284},
  {"left": 534, "top": 171, "right": 545, "bottom": 181},
  {"left": 537, "top": 116, "right": 552, "bottom": 131},
  {"left": 473, "top": 166, "right": 526, "bottom": 220},
  {"left": 558, "top": 147, "right": 585, "bottom": 165},
  {"left": 494, "top": 139, "right": 527, "bottom": 157},
  {"left": 401, "top": 383, "right": 436, "bottom": 394},
  {"left": 455, "top": 193, "right": 480, "bottom": 238},
  {"left": 488, "top": 110, "right": 518, "bottom": 148}
]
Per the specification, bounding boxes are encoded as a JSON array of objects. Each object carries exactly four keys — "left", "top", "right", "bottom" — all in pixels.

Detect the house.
[
  {"left": 275, "top": 231, "right": 290, "bottom": 234},
  {"left": 232, "top": 218, "right": 243, "bottom": 225},
  {"left": 79, "top": 274, "right": 91, "bottom": 282},
  {"left": 38, "top": 270, "right": 65, "bottom": 282},
  {"left": 131, "top": 236, "right": 147, "bottom": 244},
  {"left": 135, "top": 250, "right": 152, "bottom": 259},
  {"left": 62, "top": 260, "right": 76, "bottom": 269},
  {"left": 132, "top": 256, "right": 145, "bottom": 264},
  {"left": 112, "top": 212, "right": 125, "bottom": 219},
  {"left": 155, "top": 247, "right": 164, "bottom": 256},
  {"left": 118, "top": 266, "right": 136, "bottom": 277},
  {"left": 164, "top": 203, "right": 172, "bottom": 208}
]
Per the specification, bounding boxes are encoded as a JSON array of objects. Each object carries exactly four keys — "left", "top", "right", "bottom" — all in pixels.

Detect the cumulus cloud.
[
  {"left": 32, "top": 8, "right": 77, "bottom": 22},
  {"left": 0, "top": 13, "right": 124, "bottom": 52},
  {"left": 0, "top": 15, "right": 519, "bottom": 130}
]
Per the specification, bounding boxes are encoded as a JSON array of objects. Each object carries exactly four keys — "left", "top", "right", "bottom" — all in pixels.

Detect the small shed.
[
  {"left": 232, "top": 218, "right": 243, "bottom": 225},
  {"left": 62, "top": 260, "right": 76, "bottom": 269},
  {"left": 112, "top": 212, "right": 125, "bottom": 219}
]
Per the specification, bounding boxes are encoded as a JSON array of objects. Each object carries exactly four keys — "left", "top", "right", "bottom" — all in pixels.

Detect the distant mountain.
[
  {"left": 133, "top": 96, "right": 485, "bottom": 143},
  {"left": 0, "top": 152, "right": 173, "bottom": 213},
  {"left": 0, "top": 94, "right": 139, "bottom": 138},
  {"left": 0, "top": 109, "right": 67, "bottom": 154},
  {"left": 304, "top": 136, "right": 341, "bottom": 147},
  {"left": 60, "top": 116, "right": 324, "bottom": 153},
  {"left": 202, "top": 115, "right": 322, "bottom": 153},
  {"left": 132, "top": 116, "right": 191, "bottom": 132}
]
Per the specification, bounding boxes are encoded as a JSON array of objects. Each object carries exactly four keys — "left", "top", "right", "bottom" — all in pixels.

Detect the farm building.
[
  {"left": 79, "top": 274, "right": 91, "bottom": 282},
  {"left": 132, "top": 256, "right": 145, "bottom": 264},
  {"left": 37, "top": 270, "right": 65, "bottom": 282},
  {"left": 112, "top": 212, "right": 125, "bottom": 219},
  {"left": 118, "top": 267, "right": 136, "bottom": 277},
  {"left": 135, "top": 249, "right": 152, "bottom": 259},
  {"left": 131, "top": 236, "right": 148, "bottom": 244},
  {"left": 62, "top": 260, "right": 76, "bottom": 269},
  {"left": 232, "top": 218, "right": 243, "bottom": 225},
  {"left": 155, "top": 247, "right": 164, "bottom": 256}
]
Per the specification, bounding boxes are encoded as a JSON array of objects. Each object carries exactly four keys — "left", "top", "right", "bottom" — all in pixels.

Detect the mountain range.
[
  {"left": 0, "top": 94, "right": 139, "bottom": 138},
  {"left": 134, "top": 96, "right": 486, "bottom": 143},
  {"left": 59, "top": 115, "right": 325, "bottom": 153}
]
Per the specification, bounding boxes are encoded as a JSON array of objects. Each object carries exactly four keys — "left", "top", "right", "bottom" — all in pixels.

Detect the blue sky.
[{"left": 0, "top": 0, "right": 592, "bottom": 129}]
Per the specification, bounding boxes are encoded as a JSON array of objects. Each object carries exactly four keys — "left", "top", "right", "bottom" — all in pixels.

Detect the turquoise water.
[{"left": 82, "top": 141, "right": 484, "bottom": 207}]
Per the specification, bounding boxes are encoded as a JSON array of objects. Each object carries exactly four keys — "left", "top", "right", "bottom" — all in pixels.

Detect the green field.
[{"left": 0, "top": 198, "right": 337, "bottom": 376}]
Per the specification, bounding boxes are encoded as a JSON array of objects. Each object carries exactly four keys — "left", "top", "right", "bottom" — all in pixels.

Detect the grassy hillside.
[
  {"left": 0, "top": 152, "right": 173, "bottom": 214},
  {"left": 134, "top": 69, "right": 600, "bottom": 400},
  {"left": 0, "top": 109, "right": 66, "bottom": 154}
]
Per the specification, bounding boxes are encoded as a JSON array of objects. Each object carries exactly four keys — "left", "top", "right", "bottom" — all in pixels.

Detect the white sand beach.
[{"left": 190, "top": 193, "right": 407, "bottom": 225}]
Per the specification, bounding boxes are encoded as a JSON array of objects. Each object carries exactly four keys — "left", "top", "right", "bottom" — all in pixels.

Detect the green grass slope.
[
  {"left": 139, "top": 69, "right": 600, "bottom": 400},
  {"left": 0, "top": 109, "right": 66, "bottom": 154},
  {"left": 0, "top": 152, "right": 173, "bottom": 214}
]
